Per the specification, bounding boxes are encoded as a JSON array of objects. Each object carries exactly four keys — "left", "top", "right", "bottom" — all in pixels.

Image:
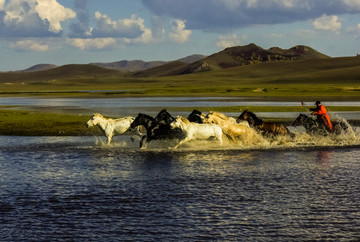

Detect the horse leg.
[
  {"left": 139, "top": 135, "right": 147, "bottom": 148},
  {"left": 174, "top": 136, "right": 190, "bottom": 149},
  {"left": 286, "top": 128, "right": 295, "bottom": 138},
  {"left": 107, "top": 133, "right": 113, "bottom": 144},
  {"left": 217, "top": 131, "right": 223, "bottom": 145}
]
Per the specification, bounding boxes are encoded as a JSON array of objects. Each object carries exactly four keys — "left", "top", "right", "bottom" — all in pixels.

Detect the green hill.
[
  {"left": 0, "top": 64, "right": 122, "bottom": 84},
  {"left": 1, "top": 44, "right": 359, "bottom": 99},
  {"left": 134, "top": 43, "right": 330, "bottom": 76}
]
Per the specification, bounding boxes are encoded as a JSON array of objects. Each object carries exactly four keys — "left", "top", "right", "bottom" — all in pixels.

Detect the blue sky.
[{"left": 1, "top": 0, "right": 360, "bottom": 71}]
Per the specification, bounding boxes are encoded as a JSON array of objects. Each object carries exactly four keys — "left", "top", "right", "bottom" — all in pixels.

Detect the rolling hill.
[
  {"left": 134, "top": 43, "right": 331, "bottom": 77},
  {"left": 1, "top": 43, "right": 359, "bottom": 93},
  {"left": 0, "top": 64, "right": 122, "bottom": 83}
]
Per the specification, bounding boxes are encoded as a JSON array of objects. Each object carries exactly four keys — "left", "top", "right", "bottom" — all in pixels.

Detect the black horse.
[
  {"left": 237, "top": 110, "right": 295, "bottom": 138},
  {"left": 292, "top": 113, "right": 348, "bottom": 135},
  {"left": 155, "top": 109, "right": 176, "bottom": 125},
  {"left": 131, "top": 109, "right": 184, "bottom": 148},
  {"left": 187, "top": 109, "right": 204, "bottom": 123}
]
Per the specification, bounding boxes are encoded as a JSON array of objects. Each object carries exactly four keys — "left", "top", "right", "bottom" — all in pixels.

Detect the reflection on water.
[
  {"left": 2, "top": 97, "right": 360, "bottom": 119},
  {"left": 0, "top": 136, "right": 359, "bottom": 241}
]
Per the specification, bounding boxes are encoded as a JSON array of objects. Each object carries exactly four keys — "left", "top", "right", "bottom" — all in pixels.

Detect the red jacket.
[{"left": 311, "top": 105, "right": 333, "bottom": 131}]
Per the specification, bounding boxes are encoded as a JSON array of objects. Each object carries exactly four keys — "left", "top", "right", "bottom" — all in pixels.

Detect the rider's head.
[{"left": 315, "top": 100, "right": 321, "bottom": 106}]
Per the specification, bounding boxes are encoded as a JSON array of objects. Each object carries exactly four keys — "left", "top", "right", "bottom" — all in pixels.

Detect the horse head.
[
  {"left": 86, "top": 113, "right": 104, "bottom": 128},
  {"left": 203, "top": 113, "right": 217, "bottom": 124},
  {"left": 155, "top": 109, "right": 175, "bottom": 125},
  {"left": 292, "top": 114, "right": 308, "bottom": 127},
  {"left": 131, "top": 113, "right": 154, "bottom": 129},
  {"left": 236, "top": 110, "right": 256, "bottom": 126},
  {"left": 187, "top": 109, "right": 204, "bottom": 123}
]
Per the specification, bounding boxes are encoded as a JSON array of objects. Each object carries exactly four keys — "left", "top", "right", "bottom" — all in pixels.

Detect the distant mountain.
[
  {"left": 137, "top": 43, "right": 330, "bottom": 76},
  {"left": 91, "top": 60, "right": 166, "bottom": 72},
  {"left": 186, "top": 43, "right": 330, "bottom": 72},
  {"left": 19, "top": 64, "right": 57, "bottom": 72},
  {"left": 90, "top": 54, "right": 205, "bottom": 72},
  {"left": 177, "top": 54, "right": 207, "bottom": 64},
  {"left": 0, "top": 64, "right": 121, "bottom": 83}
]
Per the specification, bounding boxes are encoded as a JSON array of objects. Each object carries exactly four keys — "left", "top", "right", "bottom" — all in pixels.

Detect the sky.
[{"left": 0, "top": 0, "right": 360, "bottom": 71}]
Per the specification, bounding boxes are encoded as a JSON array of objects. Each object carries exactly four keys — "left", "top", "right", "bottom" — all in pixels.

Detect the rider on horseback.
[{"left": 310, "top": 101, "right": 333, "bottom": 132}]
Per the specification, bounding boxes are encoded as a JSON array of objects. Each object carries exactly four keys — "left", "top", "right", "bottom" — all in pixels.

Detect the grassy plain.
[
  {"left": 1, "top": 106, "right": 360, "bottom": 136},
  {"left": 1, "top": 57, "right": 360, "bottom": 100},
  {"left": 1, "top": 56, "right": 360, "bottom": 135}
]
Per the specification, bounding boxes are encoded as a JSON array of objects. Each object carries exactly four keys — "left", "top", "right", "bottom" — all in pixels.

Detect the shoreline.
[{"left": 1, "top": 107, "right": 359, "bottom": 136}]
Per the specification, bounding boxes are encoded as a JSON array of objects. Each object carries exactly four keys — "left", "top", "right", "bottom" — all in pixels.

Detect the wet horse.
[
  {"left": 187, "top": 109, "right": 205, "bottom": 123},
  {"left": 237, "top": 110, "right": 295, "bottom": 138},
  {"left": 203, "top": 111, "right": 252, "bottom": 140},
  {"left": 86, "top": 113, "right": 142, "bottom": 144},
  {"left": 292, "top": 113, "right": 348, "bottom": 135},
  {"left": 131, "top": 110, "right": 184, "bottom": 148},
  {"left": 170, "top": 116, "right": 223, "bottom": 149}
]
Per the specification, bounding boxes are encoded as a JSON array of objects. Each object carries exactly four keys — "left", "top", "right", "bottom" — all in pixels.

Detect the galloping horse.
[
  {"left": 86, "top": 113, "right": 142, "bottom": 144},
  {"left": 292, "top": 113, "right": 348, "bottom": 135},
  {"left": 237, "top": 110, "right": 295, "bottom": 138},
  {"left": 131, "top": 110, "right": 184, "bottom": 148},
  {"left": 203, "top": 111, "right": 252, "bottom": 140},
  {"left": 170, "top": 116, "right": 223, "bottom": 149},
  {"left": 187, "top": 109, "right": 205, "bottom": 123}
]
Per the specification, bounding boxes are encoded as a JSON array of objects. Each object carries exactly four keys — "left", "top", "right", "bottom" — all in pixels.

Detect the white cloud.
[
  {"left": 169, "top": 19, "right": 191, "bottom": 43},
  {"left": 0, "top": 0, "right": 75, "bottom": 37},
  {"left": 343, "top": 0, "right": 360, "bottom": 10},
  {"left": 66, "top": 37, "right": 117, "bottom": 50},
  {"left": 0, "top": 0, "right": 5, "bottom": 10},
  {"left": 11, "top": 39, "right": 49, "bottom": 51},
  {"left": 92, "top": 12, "right": 149, "bottom": 39},
  {"left": 312, "top": 14, "right": 342, "bottom": 33},
  {"left": 35, "top": 0, "right": 76, "bottom": 33},
  {"left": 216, "top": 34, "right": 243, "bottom": 49}
]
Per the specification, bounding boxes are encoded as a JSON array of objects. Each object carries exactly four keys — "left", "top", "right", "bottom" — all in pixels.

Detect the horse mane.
[
  {"left": 178, "top": 116, "right": 190, "bottom": 124},
  {"left": 209, "top": 111, "right": 228, "bottom": 120},
  {"left": 93, "top": 113, "right": 104, "bottom": 118},
  {"left": 140, "top": 113, "right": 154, "bottom": 120}
]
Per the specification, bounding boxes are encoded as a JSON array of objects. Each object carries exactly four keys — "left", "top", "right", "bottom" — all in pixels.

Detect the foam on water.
[{"left": 89, "top": 125, "right": 360, "bottom": 152}]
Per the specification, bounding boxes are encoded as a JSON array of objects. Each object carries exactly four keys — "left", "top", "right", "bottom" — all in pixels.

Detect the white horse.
[
  {"left": 86, "top": 113, "right": 142, "bottom": 144},
  {"left": 170, "top": 116, "right": 223, "bottom": 149}
]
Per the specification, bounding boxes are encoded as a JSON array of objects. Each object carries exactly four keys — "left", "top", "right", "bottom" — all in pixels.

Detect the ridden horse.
[
  {"left": 292, "top": 113, "right": 348, "bottom": 135},
  {"left": 170, "top": 116, "right": 223, "bottom": 149},
  {"left": 203, "top": 112, "right": 252, "bottom": 140},
  {"left": 86, "top": 113, "right": 142, "bottom": 144},
  {"left": 236, "top": 110, "right": 295, "bottom": 138},
  {"left": 187, "top": 109, "right": 205, "bottom": 123},
  {"left": 131, "top": 110, "right": 184, "bottom": 148}
]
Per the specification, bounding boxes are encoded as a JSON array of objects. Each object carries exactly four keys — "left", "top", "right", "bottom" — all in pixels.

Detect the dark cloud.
[
  {"left": 141, "top": 0, "right": 360, "bottom": 31},
  {"left": 68, "top": 0, "right": 90, "bottom": 38},
  {"left": 0, "top": 10, "right": 61, "bottom": 38}
]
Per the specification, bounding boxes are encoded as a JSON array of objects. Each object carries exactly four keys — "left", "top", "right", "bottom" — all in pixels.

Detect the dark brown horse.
[
  {"left": 236, "top": 110, "right": 295, "bottom": 138},
  {"left": 292, "top": 113, "right": 348, "bottom": 136}
]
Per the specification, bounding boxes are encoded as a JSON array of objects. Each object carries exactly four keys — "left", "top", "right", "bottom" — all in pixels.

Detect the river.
[
  {"left": 0, "top": 135, "right": 359, "bottom": 241},
  {"left": 0, "top": 97, "right": 359, "bottom": 240}
]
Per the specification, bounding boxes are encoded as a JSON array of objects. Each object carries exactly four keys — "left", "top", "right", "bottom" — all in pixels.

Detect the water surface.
[{"left": 0, "top": 136, "right": 359, "bottom": 241}]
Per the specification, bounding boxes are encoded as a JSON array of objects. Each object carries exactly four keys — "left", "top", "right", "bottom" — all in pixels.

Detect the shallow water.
[
  {"left": 2, "top": 97, "right": 360, "bottom": 119},
  {"left": 0, "top": 135, "right": 359, "bottom": 241}
]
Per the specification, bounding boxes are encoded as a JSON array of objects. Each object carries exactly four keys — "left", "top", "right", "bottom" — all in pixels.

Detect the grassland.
[
  {"left": 0, "top": 109, "right": 98, "bottom": 136},
  {"left": 1, "top": 53, "right": 360, "bottom": 136},
  {"left": 1, "top": 56, "right": 360, "bottom": 100},
  {"left": 1, "top": 105, "right": 360, "bottom": 136}
]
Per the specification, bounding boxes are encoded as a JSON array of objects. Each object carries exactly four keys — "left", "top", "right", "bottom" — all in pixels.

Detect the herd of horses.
[{"left": 86, "top": 109, "right": 349, "bottom": 148}]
